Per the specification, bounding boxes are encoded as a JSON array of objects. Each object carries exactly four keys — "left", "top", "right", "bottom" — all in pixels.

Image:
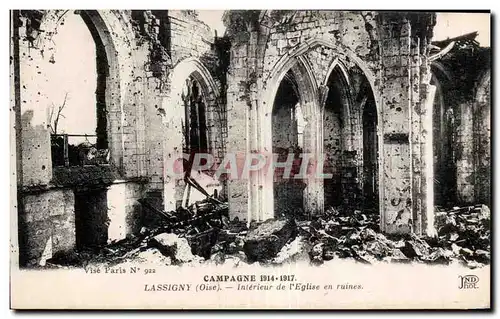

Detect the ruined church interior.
[{"left": 11, "top": 10, "right": 490, "bottom": 268}]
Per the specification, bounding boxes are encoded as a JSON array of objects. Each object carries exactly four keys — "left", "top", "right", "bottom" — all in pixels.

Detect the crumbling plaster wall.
[{"left": 224, "top": 10, "right": 437, "bottom": 235}]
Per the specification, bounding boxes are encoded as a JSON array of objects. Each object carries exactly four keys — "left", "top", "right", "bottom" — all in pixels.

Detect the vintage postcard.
[{"left": 9, "top": 10, "right": 491, "bottom": 309}]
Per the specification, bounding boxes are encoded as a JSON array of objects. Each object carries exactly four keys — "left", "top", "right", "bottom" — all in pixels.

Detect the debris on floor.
[
  {"left": 297, "top": 204, "right": 490, "bottom": 268},
  {"left": 243, "top": 218, "right": 297, "bottom": 262},
  {"left": 433, "top": 204, "right": 491, "bottom": 268},
  {"left": 45, "top": 194, "right": 490, "bottom": 270},
  {"left": 149, "top": 232, "right": 202, "bottom": 264}
]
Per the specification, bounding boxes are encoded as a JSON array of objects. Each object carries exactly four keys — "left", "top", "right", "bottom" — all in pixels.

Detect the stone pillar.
[
  {"left": 303, "top": 100, "right": 323, "bottom": 216},
  {"left": 456, "top": 102, "right": 475, "bottom": 203},
  {"left": 107, "top": 182, "right": 144, "bottom": 242},
  {"left": 378, "top": 14, "right": 436, "bottom": 235},
  {"left": 162, "top": 89, "right": 185, "bottom": 211},
  {"left": 144, "top": 77, "right": 168, "bottom": 193},
  {"left": 378, "top": 17, "right": 413, "bottom": 234},
  {"left": 418, "top": 81, "right": 437, "bottom": 236},
  {"left": 473, "top": 74, "right": 491, "bottom": 205},
  {"left": 226, "top": 38, "right": 252, "bottom": 221},
  {"left": 409, "top": 37, "right": 436, "bottom": 236}
]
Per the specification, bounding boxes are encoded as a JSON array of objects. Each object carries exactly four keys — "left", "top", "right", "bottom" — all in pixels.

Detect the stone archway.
[
  {"left": 40, "top": 11, "right": 136, "bottom": 249},
  {"left": 287, "top": 40, "right": 383, "bottom": 215},
  {"left": 321, "top": 57, "right": 380, "bottom": 214},
  {"left": 35, "top": 10, "right": 131, "bottom": 171},
  {"left": 14, "top": 10, "right": 140, "bottom": 265},
  {"left": 254, "top": 40, "right": 383, "bottom": 222},
  {"left": 162, "top": 57, "right": 222, "bottom": 211},
  {"left": 254, "top": 55, "right": 319, "bottom": 221},
  {"left": 322, "top": 65, "right": 351, "bottom": 208},
  {"left": 271, "top": 69, "right": 308, "bottom": 218}
]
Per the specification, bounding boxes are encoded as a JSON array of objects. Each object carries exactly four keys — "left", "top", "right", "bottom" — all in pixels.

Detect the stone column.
[
  {"left": 473, "top": 74, "right": 491, "bottom": 205},
  {"left": 455, "top": 102, "right": 475, "bottom": 203},
  {"left": 226, "top": 37, "right": 252, "bottom": 221},
  {"left": 417, "top": 77, "right": 437, "bottom": 236},
  {"left": 162, "top": 89, "right": 185, "bottom": 211},
  {"left": 302, "top": 99, "right": 324, "bottom": 216},
  {"left": 378, "top": 17, "right": 414, "bottom": 234},
  {"left": 378, "top": 14, "right": 436, "bottom": 236}
]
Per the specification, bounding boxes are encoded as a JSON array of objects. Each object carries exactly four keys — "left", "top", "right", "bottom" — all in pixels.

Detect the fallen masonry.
[
  {"left": 44, "top": 193, "right": 491, "bottom": 270},
  {"left": 243, "top": 218, "right": 297, "bottom": 262}
]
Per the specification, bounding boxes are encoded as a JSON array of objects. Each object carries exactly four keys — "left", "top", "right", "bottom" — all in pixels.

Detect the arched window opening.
[
  {"left": 49, "top": 10, "right": 109, "bottom": 167},
  {"left": 272, "top": 69, "right": 306, "bottom": 218},
  {"left": 181, "top": 76, "right": 209, "bottom": 156}
]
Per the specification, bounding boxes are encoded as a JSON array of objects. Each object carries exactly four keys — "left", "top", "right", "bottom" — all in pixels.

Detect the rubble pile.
[
  {"left": 433, "top": 204, "right": 491, "bottom": 268},
  {"left": 46, "top": 193, "right": 490, "bottom": 270},
  {"left": 208, "top": 218, "right": 307, "bottom": 266},
  {"left": 99, "top": 196, "right": 230, "bottom": 264},
  {"left": 207, "top": 218, "right": 247, "bottom": 265},
  {"left": 243, "top": 218, "right": 297, "bottom": 262},
  {"left": 150, "top": 233, "right": 202, "bottom": 264},
  {"left": 45, "top": 196, "right": 228, "bottom": 268},
  {"left": 299, "top": 205, "right": 491, "bottom": 268}
]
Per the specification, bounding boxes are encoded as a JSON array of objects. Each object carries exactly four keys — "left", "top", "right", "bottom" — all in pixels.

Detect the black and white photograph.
[{"left": 9, "top": 9, "right": 491, "bottom": 309}]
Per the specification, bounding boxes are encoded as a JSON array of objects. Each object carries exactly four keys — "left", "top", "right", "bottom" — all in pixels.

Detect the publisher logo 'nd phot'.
[{"left": 458, "top": 275, "right": 479, "bottom": 289}]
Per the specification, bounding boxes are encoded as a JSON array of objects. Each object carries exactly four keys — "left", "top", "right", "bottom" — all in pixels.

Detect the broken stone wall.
[
  {"left": 168, "top": 10, "right": 214, "bottom": 65},
  {"left": 13, "top": 10, "right": 156, "bottom": 183},
  {"left": 130, "top": 10, "right": 172, "bottom": 193},
  {"left": 18, "top": 189, "right": 75, "bottom": 266},
  {"left": 12, "top": 10, "right": 164, "bottom": 265}
]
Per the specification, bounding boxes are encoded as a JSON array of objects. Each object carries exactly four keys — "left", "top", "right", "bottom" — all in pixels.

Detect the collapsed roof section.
[{"left": 430, "top": 31, "right": 490, "bottom": 101}]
